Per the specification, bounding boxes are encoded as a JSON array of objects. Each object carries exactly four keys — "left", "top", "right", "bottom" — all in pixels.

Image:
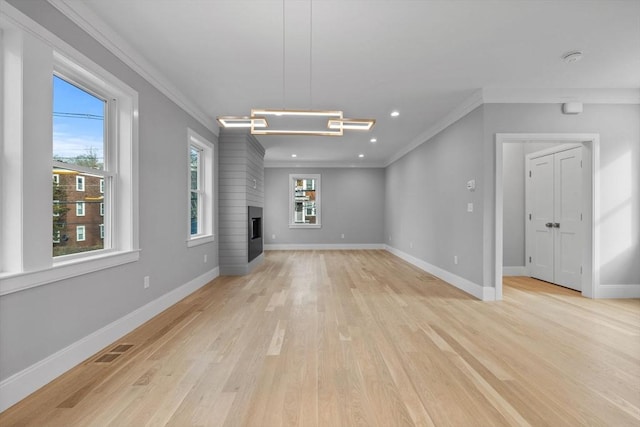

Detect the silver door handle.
[
  {"left": 553, "top": 223, "right": 560, "bottom": 228},
  {"left": 545, "top": 223, "right": 553, "bottom": 228}
]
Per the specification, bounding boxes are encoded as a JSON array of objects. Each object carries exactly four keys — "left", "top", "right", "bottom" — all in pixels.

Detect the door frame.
[{"left": 495, "top": 133, "right": 600, "bottom": 300}]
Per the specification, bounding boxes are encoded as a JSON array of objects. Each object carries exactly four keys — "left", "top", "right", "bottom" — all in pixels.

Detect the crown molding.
[
  {"left": 482, "top": 87, "right": 640, "bottom": 104},
  {"left": 47, "top": 0, "right": 217, "bottom": 136},
  {"left": 264, "top": 160, "right": 386, "bottom": 169}
]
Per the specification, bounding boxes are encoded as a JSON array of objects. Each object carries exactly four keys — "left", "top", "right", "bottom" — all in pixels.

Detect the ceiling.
[{"left": 53, "top": 0, "right": 640, "bottom": 167}]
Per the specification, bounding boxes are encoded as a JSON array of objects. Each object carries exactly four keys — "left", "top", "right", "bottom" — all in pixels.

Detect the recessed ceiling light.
[
  {"left": 358, "top": 154, "right": 365, "bottom": 158},
  {"left": 370, "top": 138, "right": 377, "bottom": 143},
  {"left": 562, "top": 50, "right": 583, "bottom": 63},
  {"left": 390, "top": 111, "right": 400, "bottom": 117},
  {"left": 291, "top": 154, "right": 297, "bottom": 158}
]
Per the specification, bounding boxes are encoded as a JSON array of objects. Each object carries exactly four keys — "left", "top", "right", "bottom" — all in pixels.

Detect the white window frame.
[
  {"left": 52, "top": 174, "right": 59, "bottom": 184},
  {"left": 100, "top": 202, "right": 104, "bottom": 216},
  {"left": 76, "top": 201, "right": 85, "bottom": 217},
  {"left": 99, "top": 178, "right": 104, "bottom": 194},
  {"left": 53, "top": 230, "right": 61, "bottom": 244},
  {"left": 289, "top": 174, "right": 321, "bottom": 228},
  {"left": 76, "top": 175, "right": 85, "bottom": 191},
  {"left": 76, "top": 225, "right": 85, "bottom": 242},
  {"left": 99, "top": 224, "right": 104, "bottom": 239},
  {"left": 186, "top": 128, "right": 214, "bottom": 247},
  {"left": 53, "top": 200, "right": 60, "bottom": 217},
  {"left": 0, "top": 7, "right": 139, "bottom": 296}
]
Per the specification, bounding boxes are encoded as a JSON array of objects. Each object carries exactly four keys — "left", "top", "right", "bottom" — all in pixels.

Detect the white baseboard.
[
  {"left": 503, "top": 266, "right": 526, "bottom": 276},
  {"left": 0, "top": 267, "right": 220, "bottom": 413},
  {"left": 264, "top": 243, "right": 385, "bottom": 251},
  {"left": 385, "top": 245, "right": 495, "bottom": 301},
  {"left": 595, "top": 284, "right": 640, "bottom": 299}
]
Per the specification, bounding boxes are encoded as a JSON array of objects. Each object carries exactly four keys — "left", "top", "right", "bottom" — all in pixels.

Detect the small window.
[
  {"left": 53, "top": 201, "right": 60, "bottom": 217},
  {"left": 289, "top": 174, "right": 321, "bottom": 228},
  {"left": 100, "top": 203, "right": 104, "bottom": 216},
  {"left": 52, "top": 174, "right": 59, "bottom": 184},
  {"left": 53, "top": 230, "right": 61, "bottom": 244},
  {"left": 99, "top": 224, "right": 104, "bottom": 239},
  {"left": 76, "top": 176, "right": 85, "bottom": 191},
  {"left": 100, "top": 178, "right": 104, "bottom": 194},
  {"left": 187, "top": 129, "right": 214, "bottom": 246},
  {"left": 76, "top": 225, "right": 86, "bottom": 242},
  {"left": 76, "top": 202, "right": 85, "bottom": 216}
]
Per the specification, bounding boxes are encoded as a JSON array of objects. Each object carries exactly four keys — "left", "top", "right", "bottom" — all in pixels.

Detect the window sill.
[
  {"left": 187, "top": 234, "right": 216, "bottom": 248},
  {"left": 289, "top": 224, "right": 322, "bottom": 229},
  {"left": 0, "top": 249, "right": 140, "bottom": 296}
]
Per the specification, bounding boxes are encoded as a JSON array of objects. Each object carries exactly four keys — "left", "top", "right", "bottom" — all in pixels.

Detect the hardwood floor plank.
[{"left": 1, "top": 251, "right": 638, "bottom": 426}]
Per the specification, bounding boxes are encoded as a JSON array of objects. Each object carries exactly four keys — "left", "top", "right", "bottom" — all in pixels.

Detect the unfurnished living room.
[{"left": 0, "top": 0, "right": 639, "bottom": 426}]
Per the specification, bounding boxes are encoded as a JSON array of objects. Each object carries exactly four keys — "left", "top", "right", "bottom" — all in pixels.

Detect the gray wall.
[
  {"left": 218, "top": 130, "right": 265, "bottom": 274},
  {"left": 0, "top": 1, "right": 219, "bottom": 381},
  {"left": 503, "top": 142, "right": 566, "bottom": 268},
  {"left": 485, "top": 103, "right": 640, "bottom": 286},
  {"left": 385, "top": 107, "right": 485, "bottom": 285},
  {"left": 264, "top": 168, "right": 385, "bottom": 245}
]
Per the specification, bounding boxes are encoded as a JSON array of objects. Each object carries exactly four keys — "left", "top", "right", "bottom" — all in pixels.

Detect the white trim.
[
  {"left": 0, "top": 266, "right": 220, "bottom": 413},
  {"left": 482, "top": 88, "right": 640, "bottom": 105},
  {"left": 384, "top": 90, "right": 484, "bottom": 166},
  {"left": 289, "top": 174, "right": 321, "bottom": 228},
  {"left": 0, "top": 250, "right": 140, "bottom": 296},
  {"left": 502, "top": 266, "right": 526, "bottom": 276},
  {"left": 495, "top": 133, "right": 599, "bottom": 300},
  {"left": 265, "top": 243, "right": 385, "bottom": 251},
  {"left": 46, "top": 0, "right": 216, "bottom": 135},
  {"left": 187, "top": 128, "right": 215, "bottom": 245},
  {"left": 594, "top": 284, "right": 640, "bottom": 299},
  {"left": 385, "top": 245, "right": 494, "bottom": 301},
  {"left": 264, "top": 161, "right": 386, "bottom": 168}
]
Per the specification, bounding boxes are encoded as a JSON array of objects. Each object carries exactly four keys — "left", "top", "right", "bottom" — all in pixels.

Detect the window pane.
[
  {"left": 190, "top": 191, "right": 199, "bottom": 235},
  {"left": 53, "top": 76, "right": 105, "bottom": 170},
  {"left": 52, "top": 167, "right": 105, "bottom": 257},
  {"left": 190, "top": 147, "right": 199, "bottom": 191},
  {"left": 293, "top": 178, "right": 317, "bottom": 224}
]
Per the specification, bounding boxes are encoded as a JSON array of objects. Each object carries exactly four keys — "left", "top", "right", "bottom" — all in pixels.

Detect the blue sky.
[{"left": 52, "top": 76, "right": 105, "bottom": 164}]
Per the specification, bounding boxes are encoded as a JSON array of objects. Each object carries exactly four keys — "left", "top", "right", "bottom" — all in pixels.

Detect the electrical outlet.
[
  {"left": 454, "top": 255, "right": 458, "bottom": 265},
  {"left": 467, "top": 203, "right": 474, "bottom": 212},
  {"left": 144, "top": 276, "right": 150, "bottom": 289}
]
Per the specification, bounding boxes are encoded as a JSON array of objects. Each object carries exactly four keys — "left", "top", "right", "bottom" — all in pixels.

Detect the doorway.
[
  {"left": 495, "top": 133, "right": 600, "bottom": 300},
  {"left": 526, "top": 145, "right": 583, "bottom": 291}
]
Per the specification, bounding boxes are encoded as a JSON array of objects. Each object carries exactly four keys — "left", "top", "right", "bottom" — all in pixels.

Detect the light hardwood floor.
[{"left": 1, "top": 250, "right": 639, "bottom": 426}]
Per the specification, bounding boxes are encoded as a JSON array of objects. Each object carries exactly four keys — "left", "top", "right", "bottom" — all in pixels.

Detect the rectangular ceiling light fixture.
[
  {"left": 250, "top": 109, "right": 344, "bottom": 136},
  {"left": 327, "top": 118, "right": 376, "bottom": 131},
  {"left": 216, "top": 116, "right": 268, "bottom": 128}
]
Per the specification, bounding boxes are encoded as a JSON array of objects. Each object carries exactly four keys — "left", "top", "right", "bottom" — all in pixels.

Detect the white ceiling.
[{"left": 54, "top": 0, "right": 640, "bottom": 166}]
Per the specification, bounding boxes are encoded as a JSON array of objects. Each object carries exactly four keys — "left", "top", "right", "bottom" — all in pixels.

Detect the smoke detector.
[{"left": 562, "top": 50, "right": 583, "bottom": 63}]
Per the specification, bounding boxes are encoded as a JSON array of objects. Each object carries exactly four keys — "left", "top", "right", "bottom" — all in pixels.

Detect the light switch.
[{"left": 467, "top": 203, "right": 474, "bottom": 212}]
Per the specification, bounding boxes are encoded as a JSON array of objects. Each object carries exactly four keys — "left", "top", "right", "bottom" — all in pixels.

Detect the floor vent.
[
  {"left": 94, "top": 353, "right": 121, "bottom": 363},
  {"left": 94, "top": 344, "right": 134, "bottom": 364}
]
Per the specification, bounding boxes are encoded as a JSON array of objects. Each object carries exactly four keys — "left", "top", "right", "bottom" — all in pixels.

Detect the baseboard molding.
[
  {"left": 385, "top": 245, "right": 495, "bottom": 301},
  {"left": 0, "top": 267, "right": 220, "bottom": 413},
  {"left": 264, "top": 243, "right": 385, "bottom": 251},
  {"left": 503, "top": 266, "right": 526, "bottom": 276},
  {"left": 595, "top": 284, "right": 640, "bottom": 299}
]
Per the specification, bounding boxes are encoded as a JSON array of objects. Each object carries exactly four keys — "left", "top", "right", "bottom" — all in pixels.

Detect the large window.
[
  {"left": 289, "top": 174, "right": 321, "bottom": 228},
  {"left": 0, "top": 11, "right": 139, "bottom": 295},
  {"left": 187, "top": 129, "right": 214, "bottom": 247}
]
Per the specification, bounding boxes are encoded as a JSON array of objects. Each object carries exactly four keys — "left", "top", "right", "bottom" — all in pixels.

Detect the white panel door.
[
  {"left": 554, "top": 147, "right": 582, "bottom": 290},
  {"left": 528, "top": 154, "right": 555, "bottom": 283},
  {"left": 526, "top": 146, "right": 583, "bottom": 291}
]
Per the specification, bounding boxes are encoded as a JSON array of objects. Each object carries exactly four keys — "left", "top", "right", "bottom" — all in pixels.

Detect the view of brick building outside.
[{"left": 53, "top": 168, "right": 104, "bottom": 256}]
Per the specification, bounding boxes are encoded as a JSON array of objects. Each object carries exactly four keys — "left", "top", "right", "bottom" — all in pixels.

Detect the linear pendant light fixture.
[{"left": 216, "top": 0, "right": 375, "bottom": 136}]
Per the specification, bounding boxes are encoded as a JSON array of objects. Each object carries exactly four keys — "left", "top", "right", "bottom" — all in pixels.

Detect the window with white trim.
[
  {"left": 99, "top": 224, "right": 104, "bottom": 239},
  {"left": 289, "top": 174, "right": 321, "bottom": 228},
  {"left": 100, "top": 178, "right": 104, "bottom": 194},
  {"left": 76, "top": 202, "right": 85, "bottom": 217},
  {"left": 100, "top": 203, "right": 104, "bottom": 216},
  {"left": 187, "top": 129, "right": 214, "bottom": 247},
  {"left": 76, "top": 225, "right": 86, "bottom": 242},
  {"left": 0, "top": 9, "right": 139, "bottom": 294}
]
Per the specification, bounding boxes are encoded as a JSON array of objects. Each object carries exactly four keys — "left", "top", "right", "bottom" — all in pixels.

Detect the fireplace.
[{"left": 248, "top": 206, "right": 263, "bottom": 262}]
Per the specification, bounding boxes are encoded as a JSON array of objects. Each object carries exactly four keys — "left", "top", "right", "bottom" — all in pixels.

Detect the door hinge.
[{"left": 529, "top": 256, "right": 532, "bottom": 263}]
